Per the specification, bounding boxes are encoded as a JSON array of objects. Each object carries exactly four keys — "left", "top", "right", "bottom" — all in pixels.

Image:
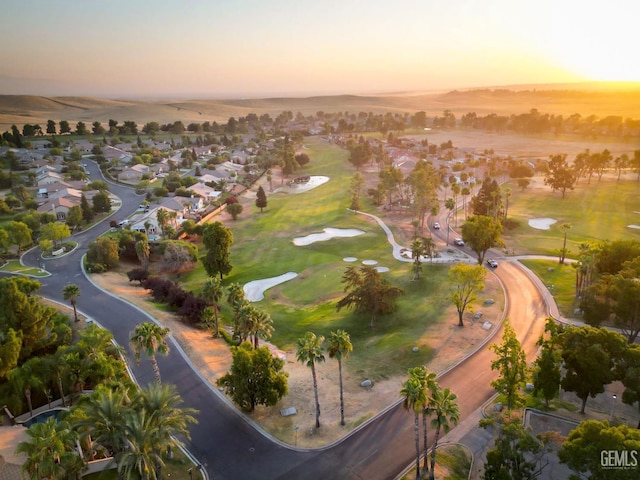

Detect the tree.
[
  {"left": 559, "top": 222, "right": 572, "bottom": 265},
  {"left": 63, "top": 284, "right": 80, "bottom": 322},
  {"left": 401, "top": 374, "right": 427, "bottom": 480},
  {"left": 296, "top": 332, "right": 325, "bottom": 429},
  {"left": 7, "top": 358, "right": 43, "bottom": 417},
  {"left": 410, "top": 237, "right": 426, "bottom": 280},
  {"left": 255, "top": 185, "right": 268, "bottom": 212},
  {"left": 444, "top": 197, "right": 455, "bottom": 245},
  {"left": 448, "top": 264, "right": 486, "bottom": 327},
  {"left": 66, "top": 205, "right": 83, "bottom": 231},
  {"left": 17, "top": 417, "right": 84, "bottom": 480},
  {"left": 118, "top": 410, "right": 162, "bottom": 480},
  {"left": 482, "top": 412, "right": 558, "bottom": 480},
  {"left": 489, "top": 320, "right": 527, "bottom": 410},
  {"left": 560, "top": 326, "right": 627, "bottom": 413},
  {"left": 7, "top": 220, "right": 33, "bottom": 254},
  {"left": 336, "top": 265, "right": 404, "bottom": 328},
  {"left": 327, "top": 330, "right": 353, "bottom": 426},
  {"left": 59, "top": 120, "right": 71, "bottom": 134},
  {"left": 41, "top": 221, "right": 70, "bottom": 248},
  {"left": 92, "top": 190, "right": 111, "bottom": 213},
  {"left": 201, "top": 221, "right": 233, "bottom": 279},
  {"left": 46, "top": 120, "right": 57, "bottom": 135},
  {"left": 75, "top": 121, "right": 88, "bottom": 135},
  {"left": 559, "top": 420, "right": 640, "bottom": 480},
  {"left": 620, "top": 344, "right": 640, "bottom": 428},
  {"left": 130, "top": 322, "right": 170, "bottom": 384},
  {"left": 135, "top": 238, "right": 151, "bottom": 271},
  {"left": 461, "top": 215, "right": 503, "bottom": 265},
  {"left": 227, "top": 202, "right": 243, "bottom": 220},
  {"left": 532, "top": 319, "right": 563, "bottom": 408},
  {"left": 544, "top": 153, "right": 577, "bottom": 198},
  {"left": 428, "top": 385, "right": 460, "bottom": 480},
  {"left": 201, "top": 277, "right": 223, "bottom": 337},
  {"left": 217, "top": 342, "right": 288, "bottom": 412},
  {"left": 349, "top": 172, "right": 365, "bottom": 210}
]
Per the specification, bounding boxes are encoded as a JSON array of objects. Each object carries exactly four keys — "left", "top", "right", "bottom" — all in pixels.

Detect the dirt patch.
[{"left": 90, "top": 267, "right": 501, "bottom": 448}]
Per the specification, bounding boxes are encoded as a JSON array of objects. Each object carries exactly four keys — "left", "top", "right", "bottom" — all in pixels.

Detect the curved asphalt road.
[{"left": 18, "top": 161, "right": 552, "bottom": 479}]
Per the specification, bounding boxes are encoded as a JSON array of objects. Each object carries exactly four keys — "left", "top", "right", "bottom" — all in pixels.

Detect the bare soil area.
[{"left": 90, "top": 266, "right": 502, "bottom": 448}]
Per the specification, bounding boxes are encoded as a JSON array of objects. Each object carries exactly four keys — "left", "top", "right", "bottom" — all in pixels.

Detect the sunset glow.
[{"left": 1, "top": 0, "right": 638, "bottom": 98}]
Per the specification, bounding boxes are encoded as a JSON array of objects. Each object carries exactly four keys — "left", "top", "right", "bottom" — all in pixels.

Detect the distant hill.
[{"left": 2, "top": 82, "right": 640, "bottom": 131}]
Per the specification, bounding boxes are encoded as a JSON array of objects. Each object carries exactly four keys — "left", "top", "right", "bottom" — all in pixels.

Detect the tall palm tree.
[
  {"left": 130, "top": 322, "right": 170, "bottom": 384},
  {"left": 296, "top": 332, "right": 325, "bottom": 429},
  {"left": 7, "top": 358, "right": 43, "bottom": 417},
  {"left": 63, "top": 283, "right": 81, "bottom": 322},
  {"left": 136, "top": 383, "right": 198, "bottom": 479},
  {"left": 409, "top": 366, "right": 437, "bottom": 477},
  {"left": 250, "top": 309, "right": 273, "bottom": 349},
  {"left": 226, "top": 282, "right": 246, "bottom": 333},
  {"left": 401, "top": 376, "right": 427, "bottom": 480},
  {"left": 559, "top": 222, "right": 572, "bottom": 265},
  {"left": 327, "top": 329, "right": 353, "bottom": 426},
  {"left": 201, "top": 276, "right": 224, "bottom": 337},
  {"left": 156, "top": 208, "right": 169, "bottom": 238},
  {"left": 411, "top": 238, "right": 426, "bottom": 281},
  {"left": 428, "top": 386, "right": 460, "bottom": 480}
]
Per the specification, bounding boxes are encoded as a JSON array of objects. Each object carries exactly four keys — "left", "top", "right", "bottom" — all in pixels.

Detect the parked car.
[
  {"left": 487, "top": 259, "right": 498, "bottom": 268},
  {"left": 454, "top": 238, "right": 464, "bottom": 246},
  {"left": 433, "top": 222, "right": 441, "bottom": 229}
]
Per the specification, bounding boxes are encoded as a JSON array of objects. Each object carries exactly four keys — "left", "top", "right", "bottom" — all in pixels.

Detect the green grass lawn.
[
  {"left": 504, "top": 177, "right": 640, "bottom": 256},
  {"left": 0, "top": 259, "right": 48, "bottom": 277},
  {"left": 518, "top": 259, "right": 577, "bottom": 317},
  {"left": 180, "top": 137, "right": 453, "bottom": 380}
]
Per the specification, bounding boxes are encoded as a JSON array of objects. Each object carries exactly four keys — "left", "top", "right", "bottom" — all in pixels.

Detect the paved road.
[{"left": 18, "top": 162, "right": 552, "bottom": 479}]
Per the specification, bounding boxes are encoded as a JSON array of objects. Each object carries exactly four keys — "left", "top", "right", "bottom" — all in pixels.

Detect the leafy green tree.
[
  {"left": 489, "top": 320, "right": 527, "bottom": 410},
  {"left": 130, "top": 322, "right": 170, "bottom": 384},
  {"left": 544, "top": 153, "right": 577, "bottom": 198},
  {"left": 296, "top": 332, "right": 325, "bottom": 429},
  {"left": 0, "top": 328, "right": 22, "bottom": 379},
  {"left": 448, "top": 264, "right": 486, "bottom": 327},
  {"left": 41, "top": 221, "right": 70, "bottom": 247},
  {"left": 327, "top": 329, "right": 353, "bottom": 426},
  {"left": 482, "top": 412, "right": 558, "bottom": 480},
  {"left": 461, "top": 215, "right": 503, "bottom": 264},
  {"left": 559, "top": 420, "right": 640, "bottom": 480},
  {"left": 201, "top": 221, "right": 234, "bottom": 279},
  {"left": 227, "top": 201, "right": 243, "bottom": 220},
  {"left": 471, "top": 177, "right": 501, "bottom": 218},
  {"left": 620, "top": 344, "right": 640, "bottom": 428},
  {"left": 81, "top": 195, "right": 95, "bottom": 223},
  {"left": 63, "top": 284, "right": 80, "bottom": 322},
  {"left": 92, "top": 190, "right": 111, "bottom": 213},
  {"left": 336, "top": 265, "right": 404, "bottom": 328},
  {"left": 59, "top": 120, "right": 71, "bottom": 134},
  {"left": 6, "top": 220, "right": 33, "bottom": 254},
  {"left": 560, "top": 326, "right": 627, "bottom": 413},
  {"left": 217, "top": 342, "right": 288, "bottom": 412},
  {"left": 349, "top": 172, "right": 365, "bottom": 210},
  {"left": 66, "top": 205, "right": 83, "bottom": 231},
  {"left": 255, "top": 185, "right": 268, "bottom": 212},
  {"left": 75, "top": 121, "right": 88, "bottom": 135},
  {"left": 46, "top": 119, "right": 56, "bottom": 135},
  {"left": 87, "top": 237, "right": 119, "bottom": 270},
  {"left": 532, "top": 319, "right": 563, "bottom": 408},
  {"left": 428, "top": 385, "right": 460, "bottom": 480}
]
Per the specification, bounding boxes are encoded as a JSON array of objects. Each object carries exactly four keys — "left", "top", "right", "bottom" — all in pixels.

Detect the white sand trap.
[
  {"left": 529, "top": 218, "right": 557, "bottom": 230},
  {"left": 275, "top": 175, "right": 330, "bottom": 194},
  {"left": 628, "top": 225, "right": 640, "bottom": 230},
  {"left": 362, "top": 260, "right": 378, "bottom": 265},
  {"left": 293, "top": 228, "right": 365, "bottom": 246},
  {"left": 343, "top": 257, "right": 358, "bottom": 262},
  {"left": 244, "top": 272, "right": 298, "bottom": 302},
  {"left": 375, "top": 266, "right": 390, "bottom": 273}
]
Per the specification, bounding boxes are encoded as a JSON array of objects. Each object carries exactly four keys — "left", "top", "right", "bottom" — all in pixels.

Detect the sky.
[{"left": 1, "top": 0, "right": 639, "bottom": 99}]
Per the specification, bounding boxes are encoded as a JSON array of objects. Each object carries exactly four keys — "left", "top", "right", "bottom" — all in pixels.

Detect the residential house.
[{"left": 118, "top": 164, "right": 152, "bottom": 183}]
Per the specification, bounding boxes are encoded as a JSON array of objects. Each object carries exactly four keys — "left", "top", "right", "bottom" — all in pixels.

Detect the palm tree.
[
  {"left": 63, "top": 283, "right": 81, "bottom": 322},
  {"left": 75, "top": 386, "right": 131, "bottom": 472},
  {"left": 201, "top": 277, "right": 224, "bottom": 337},
  {"left": 136, "top": 383, "right": 198, "bottom": 479},
  {"left": 7, "top": 358, "right": 43, "bottom": 417},
  {"left": 118, "top": 410, "right": 162, "bottom": 480},
  {"left": 401, "top": 376, "right": 427, "bottom": 480},
  {"left": 327, "top": 329, "right": 353, "bottom": 426},
  {"left": 250, "top": 308, "right": 273, "bottom": 349},
  {"left": 411, "top": 238, "right": 426, "bottom": 281},
  {"left": 17, "top": 417, "right": 85, "bottom": 480},
  {"left": 428, "top": 386, "right": 460, "bottom": 480},
  {"left": 559, "top": 222, "right": 572, "bottom": 265},
  {"left": 135, "top": 239, "right": 150, "bottom": 271},
  {"left": 156, "top": 208, "right": 169, "bottom": 238},
  {"left": 409, "top": 366, "right": 437, "bottom": 477},
  {"left": 130, "top": 322, "right": 170, "bottom": 384},
  {"left": 296, "top": 332, "right": 325, "bottom": 429}
]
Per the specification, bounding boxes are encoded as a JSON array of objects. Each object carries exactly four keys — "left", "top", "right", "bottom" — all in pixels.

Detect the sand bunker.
[
  {"left": 293, "top": 228, "right": 365, "bottom": 246},
  {"left": 343, "top": 257, "right": 358, "bottom": 262},
  {"left": 362, "top": 260, "right": 378, "bottom": 265},
  {"left": 375, "top": 266, "right": 390, "bottom": 273},
  {"left": 528, "top": 218, "right": 557, "bottom": 230},
  {"left": 274, "top": 175, "right": 329, "bottom": 194},
  {"left": 628, "top": 225, "right": 640, "bottom": 230},
  {"left": 244, "top": 272, "right": 298, "bottom": 302}
]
